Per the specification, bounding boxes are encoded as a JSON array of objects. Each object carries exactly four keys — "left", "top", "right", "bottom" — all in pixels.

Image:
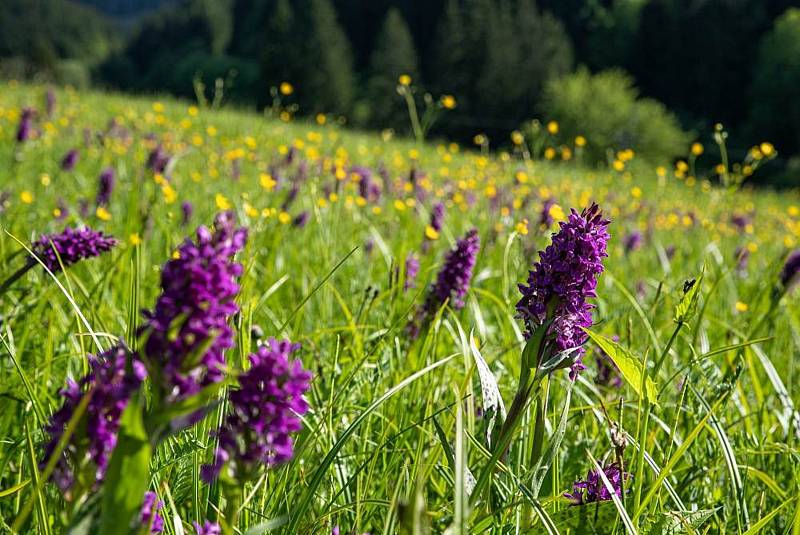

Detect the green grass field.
[{"left": 1, "top": 83, "right": 799, "bottom": 534}]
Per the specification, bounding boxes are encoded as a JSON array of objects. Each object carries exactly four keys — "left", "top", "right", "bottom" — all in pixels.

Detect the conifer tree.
[
  {"left": 365, "top": 8, "right": 419, "bottom": 129},
  {"left": 300, "top": 0, "right": 356, "bottom": 115},
  {"left": 261, "top": 0, "right": 301, "bottom": 91}
]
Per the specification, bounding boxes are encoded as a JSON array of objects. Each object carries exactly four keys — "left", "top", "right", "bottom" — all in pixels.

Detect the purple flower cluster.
[
  {"left": 293, "top": 211, "right": 310, "bottom": 228},
  {"left": 42, "top": 346, "right": 145, "bottom": 493},
  {"left": 181, "top": 201, "right": 193, "bottom": 226},
  {"left": 193, "top": 521, "right": 221, "bottom": 535},
  {"left": 780, "top": 250, "right": 800, "bottom": 289},
  {"left": 564, "top": 462, "right": 629, "bottom": 505},
  {"left": 140, "top": 491, "right": 164, "bottom": 533},
  {"left": 404, "top": 253, "right": 420, "bottom": 291},
  {"left": 623, "top": 231, "right": 642, "bottom": 253},
  {"left": 353, "top": 166, "right": 381, "bottom": 202},
  {"left": 32, "top": 226, "right": 118, "bottom": 272},
  {"left": 517, "top": 203, "right": 610, "bottom": 379},
  {"left": 201, "top": 339, "right": 312, "bottom": 482},
  {"left": 61, "top": 149, "right": 79, "bottom": 171},
  {"left": 424, "top": 229, "right": 480, "bottom": 312},
  {"left": 731, "top": 213, "right": 751, "bottom": 232},
  {"left": 147, "top": 144, "right": 170, "bottom": 173},
  {"left": 140, "top": 212, "right": 247, "bottom": 400},
  {"left": 430, "top": 202, "right": 446, "bottom": 233},
  {"left": 16, "top": 107, "right": 34, "bottom": 143},
  {"left": 96, "top": 167, "right": 115, "bottom": 206},
  {"left": 539, "top": 198, "right": 556, "bottom": 227}
]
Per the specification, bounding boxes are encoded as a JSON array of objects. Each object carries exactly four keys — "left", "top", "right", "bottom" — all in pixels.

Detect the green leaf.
[
  {"left": 643, "top": 508, "right": 720, "bottom": 535},
  {"left": 583, "top": 329, "right": 658, "bottom": 404},
  {"left": 0, "top": 479, "right": 29, "bottom": 498},
  {"left": 98, "top": 393, "right": 153, "bottom": 535},
  {"left": 674, "top": 272, "right": 703, "bottom": 324},
  {"left": 524, "top": 318, "right": 554, "bottom": 369},
  {"left": 469, "top": 330, "right": 506, "bottom": 448}
]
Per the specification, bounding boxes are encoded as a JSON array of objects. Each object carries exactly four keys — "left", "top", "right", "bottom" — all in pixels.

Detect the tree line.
[{"left": 2, "top": 0, "right": 800, "bottom": 183}]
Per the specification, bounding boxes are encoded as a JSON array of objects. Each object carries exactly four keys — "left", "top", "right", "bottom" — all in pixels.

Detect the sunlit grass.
[{"left": 0, "top": 82, "right": 799, "bottom": 533}]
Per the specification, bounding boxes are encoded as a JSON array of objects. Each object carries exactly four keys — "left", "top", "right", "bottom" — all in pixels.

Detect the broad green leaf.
[
  {"left": 469, "top": 330, "right": 506, "bottom": 448},
  {"left": 98, "top": 393, "right": 153, "bottom": 535},
  {"left": 674, "top": 272, "right": 703, "bottom": 324},
  {"left": 643, "top": 508, "right": 720, "bottom": 535},
  {"left": 583, "top": 329, "right": 658, "bottom": 404}
]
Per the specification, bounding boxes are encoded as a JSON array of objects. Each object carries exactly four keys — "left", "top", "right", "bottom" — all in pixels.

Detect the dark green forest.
[{"left": 3, "top": 0, "right": 800, "bottom": 183}]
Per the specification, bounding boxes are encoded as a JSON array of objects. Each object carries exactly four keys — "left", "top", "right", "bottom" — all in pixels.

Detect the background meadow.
[{"left": 0, "top": 80, "right": 799, "bottom": 534}]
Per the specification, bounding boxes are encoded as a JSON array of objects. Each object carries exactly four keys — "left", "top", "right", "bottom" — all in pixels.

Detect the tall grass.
[{"left": 0, "top": 82, "right": 798, "bottom": 533}]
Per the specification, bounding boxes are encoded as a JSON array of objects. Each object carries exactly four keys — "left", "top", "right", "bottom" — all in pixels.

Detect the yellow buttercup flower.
[
  {"left": 215, "top": 193, "right": 231, "bottom": 210},
  {"left": 398, "top": 74, "right": 412, "bottom": 86},
  {"left": 96, "top": 207, "right": 112, "bottom": 221},
  {"left": 440, "top": 94, "right": 457, "bottom": 109},
  {"left": 549, "top": 203, "right": 565, "bottom": 222},
  {"left": 129, "top": 233, "right": 142, "bottom": 246},
  {"left": 691, "top": 142, "right": 704, "bottom": 156},
  {"left": 735, "top": 302, "right": 748, "bottom": 312},
  {"left": 162, "top": 184, "right": 177, "bottom": 204},
  {"left": 425, "top": 225, "right": 440, "bottom": 240},
  {"left": 20, "top": 190, "right": 33, "bottom": 204},
  {"left": 279, "top": 82, "right": 294, "bottom": 96},
  {"left": 515, "top": 219, "right": 529, "bottom": 236},
  {"left": 575, "top": 135, "right": 586, "bottom": 147},
  {"left": 260, "top": 173, "right": 277, "bottom": 191},
  {"left": 546, "top": 121, "right": 559, "bottom": 135}
]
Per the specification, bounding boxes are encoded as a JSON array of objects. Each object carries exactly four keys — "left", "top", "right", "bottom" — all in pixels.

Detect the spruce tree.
[
  {"left": 475, "top": 0, "right": 521, "bottom": 122},
  {"left": 365, "top": 8, "right": 419, "bottom": 130},
  {"left": 261, "top": 0, "right": 301, "bottom": 92},
  {"left": 300, "top": 0, "right": 356, "bottom": 115},
  {"left": 515, "top": 0, "right": 573, "bottom": 115},
  {"left": 190, "top": 0, "right": 234, "bottom": 55},
  {"left": 430, "top": 0, "right": 469, "bottom": 100}
]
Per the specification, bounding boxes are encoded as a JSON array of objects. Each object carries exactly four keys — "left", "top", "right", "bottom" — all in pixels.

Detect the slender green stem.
[
  {"left": 633, "top": 320, "right": 683, "bottom": 524},
  {"left": 222, "top": 486, "right": 243, "bottom": 535},
  {"left": 653, "top": 321, "right": 683, "bottom": 378},
  {"left": 403, "top": 91, "right": 423, "bottom": 143}
]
